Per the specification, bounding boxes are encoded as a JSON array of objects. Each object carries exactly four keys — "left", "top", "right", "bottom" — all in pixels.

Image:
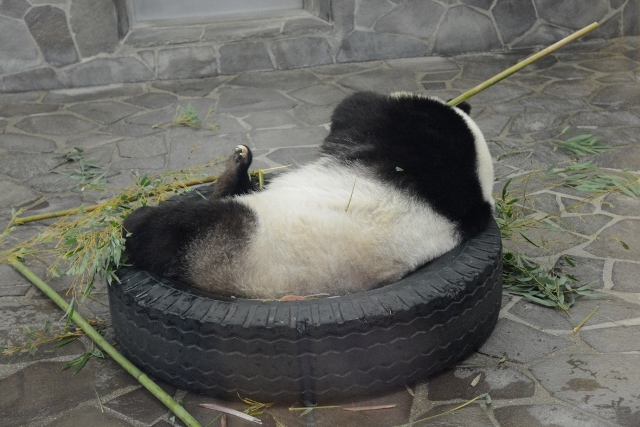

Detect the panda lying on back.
[{"left": 123, "top": 91, "right": 494, "bottom": 299}]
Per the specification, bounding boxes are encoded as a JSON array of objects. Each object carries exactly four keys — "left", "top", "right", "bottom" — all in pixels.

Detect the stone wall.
[{"left": 1, "top": 0, "right": 639, "bottom": 93}]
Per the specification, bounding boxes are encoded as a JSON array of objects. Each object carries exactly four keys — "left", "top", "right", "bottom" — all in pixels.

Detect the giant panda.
[{"left": 122, "top": 91, "right": 495, "bottom": 299}]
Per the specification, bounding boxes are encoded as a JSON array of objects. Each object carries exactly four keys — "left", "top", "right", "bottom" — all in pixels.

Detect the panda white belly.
[{"left": 185, "top": 158, "right": 460, "bottom": 298}]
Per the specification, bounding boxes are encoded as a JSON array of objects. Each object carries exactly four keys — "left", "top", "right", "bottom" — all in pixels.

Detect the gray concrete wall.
[{"left": 1, "top": 0, "right": 639, "bottom": 93}]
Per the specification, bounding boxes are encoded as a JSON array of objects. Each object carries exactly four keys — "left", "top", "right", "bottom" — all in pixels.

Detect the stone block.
[
  {"left": 479, "top": 319, "right": 571, "bottom": 363},
  {"left": 231, "top": 69, "right": 319, "bottom": 91},
  {"left": 0, "top": 360, "right": 138, "bottom": 426},
  {"left": 243, "top": 111, "right": 302, "bottom": 129},
  {"left": 355, "top": 0, "right": 393, "bottom": 28},
  {"left": 337, "top": 31, "right": 428, "bottom": 62},
  {"left": 428, "top": 366, "right": 535, "bottom": 400},
  {"left": 413, "top": 404, "right": 494, "bottom": 426},
  {"left": 219, "top": 42, "right": 273, "bottom": 74},
  {"left": 70, "top": 0, "right": 119, "bottom": 57},
  {"left": 282, "top": 16, "right": 332, "bottom": 36},
  {"left": 389, "top": 56, "right": 460, "bottom": 72},
  {"left": 112, "top": 0, "right": 129, "bottom": 38},
  {"left": 216, "top": 87, "right": 296, "bottom": 113},
  {"left": 0, "top": 134, "right": 56, "bottom": 152},
  {"left": 310, "top": 61, "right": 380, "bottom": 76},
  {"left": 27, "top": 172, "right": 81, "bottom": 193},
  {"left": 493, "top": 0, "right": 536, "bottom": 43},
  {"left": 337, "top": 69, "right": 420, "bottom": 92},
  {"left": 531, "top": 354, "right": 640, "bottom": 426},
  {"left": 266, "top": 146, "right": 321, "bottom": 166},
  {"left": 272, "top": 37, "right": 333, "bottom": 69},
  {"left": 331, "top": 0, "right": 355, "bottom": 36},
  {"left": 0, "top": 103, "right": 61, "bottom": 118},
  {"left": 584, "top": 219, "right": 640, "bottom": 261},
  {"left": 494, "top": 405, "right": 612, "bottom": 427},
  {"left": 250, "top": 127, "right": 327, "bottom": 150},
  {"left": 592, "top": 84, "right": 640, "bottom": 109},
  {"left": 0, "top": 16, "right": 42, "bottom": 74},
  {"left": 592, "top": 145, "right": 640, "bottom": 171},
  {"left": 64, "top": 57, "right": 155, "bottom": 87},
  {"left": 513, "top": 24, "right": 572, "bottom": 49},
  {"left": 167, "top": 134, "right": 248, "bottom": 169},
  {"left": 25, "top": 6, "right": 79, "bottom": 67},
  {"left": 0, "top": 68, "right": 64, "bottom": 93},
  {"left": 126, "top": 27, "right": 203, "bottom": 48},
  {"left": 66, "top": 134, "right": 123, "bottom": 149},
  {"left": 203, "top": 19, "right": 281, "bottom": 43},
  {"left": 110, "top": 154, "right": 166, "bottom": 171},
  {"left": 0, "top": 0, "right": 30, "bottom": 19},
  {"left": 534, "top": 0, "right": 609, "bottom": 29},
  {"left": 157, "top": 46, "right": 217, "bottom": 80},
  {"left": 585, "top": 12, "right": 623, "bottom": 40},
  {"left": 288, "top": 83, "right": 348, "bottom": 106},
  {"left": 612, "top": 261, "right": 640, "bottom": 292},
  {"left": 124, "top": 107, "right": 175, "bottom": 127},
  {"left": 117, "top": 134, "right": 167, "bottom": 158},
  {"left": 623, "top": 0, "right": 640, "bottom": 35},
  {"left": 15, "top": 114, "right": 96, "bottom": 135},
  {"left": 68, "top": 101, "right": 142, "bottom": 124},
  {"left": 294, "top": 103, "right": 334, "bottom": 126},
  {"left": 104, "top": 384, "right": 176, "bottom": 425},
  {"left": 47, "top": 406, "right": 134, "bottom": 427},
  {"left": 435, "top": 6, "right": 501, "bottom": 54},
  {"left": 374, "top": 0, "right": 444, "bottom": 39},
  {"left": 151, "top": 76, "right": 229, "bottom": 97},
  {"left": 581, "top": 326, "right": 640, "bottom": 353},
  {"left": 570, "top": 109, "right": 640, "bottom": 127},
  {"left": 43, "top": 83, "right": 146, "bottom": 104},
  {"left": 124, "top": 93, "right": 178, "bottom": 109},
  {"left": 138, "top": 50, "right": 155, "bottom": 71},
  {"left": 510, "top": 111, "right": 566, "bottom": 133},
  {"left": 0, "top": 180, "right": 40, "bottom": 209}
]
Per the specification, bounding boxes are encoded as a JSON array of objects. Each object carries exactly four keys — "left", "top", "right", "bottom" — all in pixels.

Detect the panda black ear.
[{"left": 451, "top": 100, "right": 471, "bottom": 115}]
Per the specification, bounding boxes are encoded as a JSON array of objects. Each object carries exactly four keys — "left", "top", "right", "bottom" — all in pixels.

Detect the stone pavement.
[{"left": 1, "top": 36, "right": 639, "bottom": 427}]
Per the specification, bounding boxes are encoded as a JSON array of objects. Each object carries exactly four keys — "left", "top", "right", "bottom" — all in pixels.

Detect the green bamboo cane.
[
  {"left": 13, "top": 174, "right": 221, "bottom": 225},
  {"left": 8, "top": 257, "right": 203, "bottom": 427},
  {"left": 14, "top": 165, "right": 291, "bottom": 225},
  {"left": 447, "top": 22, "right": 599, "bottom": 107}
]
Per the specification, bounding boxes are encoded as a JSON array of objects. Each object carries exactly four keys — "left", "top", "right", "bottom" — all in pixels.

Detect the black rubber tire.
[{"left": 108, "top": 219, "right": 502, "bottom": 402}]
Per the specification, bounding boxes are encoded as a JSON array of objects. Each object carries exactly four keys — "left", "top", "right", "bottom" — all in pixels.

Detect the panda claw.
[{"left": 233, "top": 145, "right": 250, "bottom": 164}]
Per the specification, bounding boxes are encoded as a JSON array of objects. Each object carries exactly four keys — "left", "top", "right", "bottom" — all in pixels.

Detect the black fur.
[
  {"left": 321, "top": 92, "right": 492, "bottom": 239},
  {"left": 123, "top": 199, "right": 255, "bottom": 283},
  {"left": 212, "top": 145, "right": 254, "bottom": 198}
]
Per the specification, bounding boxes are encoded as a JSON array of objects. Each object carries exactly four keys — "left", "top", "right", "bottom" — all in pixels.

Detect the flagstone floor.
[{"left": 1, "top": 36, "right": 639, "bottom": 427}]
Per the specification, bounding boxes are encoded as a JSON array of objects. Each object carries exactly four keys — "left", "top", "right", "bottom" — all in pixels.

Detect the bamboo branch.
[
  {"left": 14, "top": 166, "right": 291, "bottom": 225},
  {"left": 8, "top": 257, "right": 203, "bottom": 427},
  {"left": 447, "top": 22, "right": 599, "bottom": 107}
]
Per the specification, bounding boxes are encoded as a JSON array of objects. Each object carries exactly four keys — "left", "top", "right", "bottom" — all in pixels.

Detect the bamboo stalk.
[
  {"left": 14, "top": 166, "right": 291, "bottom": 225},
  {"left": 8, "top": 257, "right": 203, "bottom": 427},
  {"left": 13, "top": 175, "right": 221, "bottom": 225},
  {"left": 447, "top": 22, "right": 599, "bottom": 107}
]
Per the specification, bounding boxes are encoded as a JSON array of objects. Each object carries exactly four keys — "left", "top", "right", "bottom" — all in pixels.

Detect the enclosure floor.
[{"left": 1, "top": 36, "right": 639, "bottom": 427}]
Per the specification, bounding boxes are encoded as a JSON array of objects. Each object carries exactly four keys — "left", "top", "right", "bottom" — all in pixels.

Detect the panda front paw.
[
  {"left": 212, "top": 145, "right": 254, "bottom": 198},
  {"left": 233, "top": 145, "right": 251, "bottom": 166}
]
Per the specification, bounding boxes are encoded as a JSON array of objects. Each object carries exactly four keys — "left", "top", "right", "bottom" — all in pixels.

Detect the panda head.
[{"left": 388, "top": 91, "right": 494, "bottom": 209}]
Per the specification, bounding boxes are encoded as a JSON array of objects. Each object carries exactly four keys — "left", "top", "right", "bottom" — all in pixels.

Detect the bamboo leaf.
[{"left": 199, "top": 403, "right": 262, "bottom": 424}]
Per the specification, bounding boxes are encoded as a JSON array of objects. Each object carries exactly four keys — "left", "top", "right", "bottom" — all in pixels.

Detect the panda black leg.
[{"left": 211, "top": 145, "right": 254, "bottom": 198}]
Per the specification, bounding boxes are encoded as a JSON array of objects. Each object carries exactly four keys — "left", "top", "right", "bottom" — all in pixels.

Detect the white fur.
[
  {"left": 453, "top": 108, "right": 495, "bottom": 208},
  {"left": 189, "top": 158, "right": 461, "bottom": 298}
]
